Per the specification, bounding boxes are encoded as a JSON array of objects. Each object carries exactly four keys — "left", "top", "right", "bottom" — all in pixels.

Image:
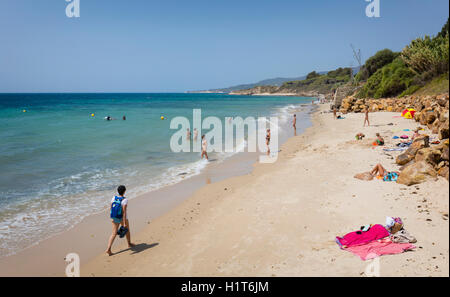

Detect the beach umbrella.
[{"left": 401, "top": 108, "right": 416, "bottom": 119}]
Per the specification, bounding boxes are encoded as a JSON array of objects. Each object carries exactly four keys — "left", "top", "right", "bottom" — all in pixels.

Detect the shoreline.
[
  {"left": 83, "top": 103, "right": 448, "bottom": 277},
  {"left": 0, "top": 101, "right": 314, "bottom": 276}
]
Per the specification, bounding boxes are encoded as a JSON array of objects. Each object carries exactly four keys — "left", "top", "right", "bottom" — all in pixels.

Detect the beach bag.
[
  {"left": 390, "top": 229, "right": 416, "bottom": 243},
  {"left": 110, "top": 196, "right": 124, "bottom": 219}
]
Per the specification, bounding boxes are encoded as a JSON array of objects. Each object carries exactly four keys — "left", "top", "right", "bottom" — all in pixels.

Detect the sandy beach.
[{"left": 83, "top": 104, "right": 449, "bottom": 277}]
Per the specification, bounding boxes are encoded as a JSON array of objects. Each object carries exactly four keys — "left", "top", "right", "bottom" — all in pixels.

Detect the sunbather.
[
  {"left": 370, "top": 163, "right": 399, "bottom": 180},
  {"left": 375, "top": 133, "right": 385, "bottom": 145},
  {"left": 356, "top": 133, "right": 365, "bottom": 140}
]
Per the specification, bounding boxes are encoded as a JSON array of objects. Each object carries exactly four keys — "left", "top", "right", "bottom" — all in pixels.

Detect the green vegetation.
[
  {"left": 413, "top": 73, "right": 449, "bottom": 96},
  {"left": 356, "top": 18, "right": 449, "bottom": 99},
  {"left": 306, "top": 71, "right": 321, "bottom": 80},
  {"left": 356, "top": 49, "right": 398, "bottom": 82},
  {"left": 357, "top": 58, "right": 415, "bottom": 98},
  {"left": 279, "top": 67, "right": 351, "bottom": 94},
  {"left": 401, "top": 34, "right": 449, "bottom": 81}
]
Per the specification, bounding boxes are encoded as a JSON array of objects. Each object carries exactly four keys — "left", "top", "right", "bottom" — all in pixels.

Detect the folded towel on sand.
[
  {"left": 344, "top": 238, "right": 415, "bottom": 260},
  {"left": 354, "top": 172, "right": 374, "bottom": 181},
  {"left": 336, "top": 224, "right": 390, "bottom": 248}
]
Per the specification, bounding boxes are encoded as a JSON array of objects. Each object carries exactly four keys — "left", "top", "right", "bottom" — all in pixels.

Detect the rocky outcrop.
[
  {"left": 396, "top": 139, "right": 449, "bottom": 184},
  {"left": 397, "top": 161, "right": 438, "bottom": 186},
  {"left": 340, "top": 93, "right": 449, "bottom": 115}
]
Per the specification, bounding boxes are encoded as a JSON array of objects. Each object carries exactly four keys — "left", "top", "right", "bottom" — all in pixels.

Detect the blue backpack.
[{"left": 110, "top": 196, "right": 124, "bottom": 219}]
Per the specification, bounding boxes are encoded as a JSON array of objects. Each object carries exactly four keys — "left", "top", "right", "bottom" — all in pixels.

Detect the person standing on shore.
[
  {"left": 266, "top": 128, "right": 271, "bottom": 156},
  {"left": 333, "top": 107, "right": 337, "bottom": 120},
  {"left": 293, "top": 114, "right": 297, "bottom": 131},
  {"left": 364, "top": 108, "right": 370, "bottom": 127},
  {"left": 106, "top": 185, "right": 135, "bottom": 256},
  {"left": 193, "top": 128, "right": 198, "bottom": 141},
  {"left": 186, "top": 128, "right": 191, "bottom": 141},
  {"left": 201, "top": 135, "right": 208, "bottom": 160}
]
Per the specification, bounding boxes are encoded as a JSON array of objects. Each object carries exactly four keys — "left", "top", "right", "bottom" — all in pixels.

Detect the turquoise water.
[{"left": 0, "top": 93, "right": 313, "bottom": 256}]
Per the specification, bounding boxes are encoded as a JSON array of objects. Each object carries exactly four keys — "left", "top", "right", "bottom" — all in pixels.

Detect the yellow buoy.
[
  {"left": 161, "top": 116, "right": 165, "bottom": 120},
  {"left": 23, "top": 110, "right": 27, "bottom": 113},
  {"left": 91, "top": 113, "right": 95, "bottom": 117}
]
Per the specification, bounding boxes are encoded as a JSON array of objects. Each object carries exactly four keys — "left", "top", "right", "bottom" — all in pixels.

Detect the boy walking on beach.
[{"left": 106, "top": 185, "right": 135, "bottom": 256}]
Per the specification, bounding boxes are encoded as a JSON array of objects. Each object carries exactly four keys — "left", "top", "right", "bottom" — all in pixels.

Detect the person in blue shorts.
[{"left": 105, "top": 185, "right": 135, "bottom": 255}]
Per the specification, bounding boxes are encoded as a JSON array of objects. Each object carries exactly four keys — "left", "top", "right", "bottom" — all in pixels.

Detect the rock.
[
  {"left": 396, "top": 148, "right": 418, "bottom": 165},
  {"left": 399, "top": 160, "right": 415, "bottom": 171},
  {"left": 414, "top": 111, "right": 421, "bottom": 122},
  {"left": 438, "top": 98, "right": 447, "bottom": 107},
  {"left": 437, "top": 161, "right": 449, "bottom": 170},
  {"left": 411, "top": 135, "right": 430, "bottom": 149},
  {"left": 397, "top": 161, "right": 438, "bottom": 186},
  {"left": 442, "top": 147, "right": 449, "bottom": 161},
  {"left": 415, "top": 148, "right": 442, "bottom": 166},
  {"left": 439, "top": 110, "right": 449, "bottom": 122},
  {"left": 438, "top": 166, "right": 449, "bottom": 180},
  {"left": 438, "top": 120, "right": 449, "bottom": 140},
  {"left": 425, "top": 110, "right": 437, "bottom": 124},
  {"left": 432, "top": 119, "right": 441, "bottom": 134}
]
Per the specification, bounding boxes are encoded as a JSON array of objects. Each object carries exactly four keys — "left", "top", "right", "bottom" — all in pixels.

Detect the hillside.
[
  {"left": 188, "top": 67, "right": 359, "bottom": 94},
  {"left": 229, "top": 67, "right": 360, "bottom": 99},
  {"left": 187, "top": 74, "right": 324, "bottom": 93}
]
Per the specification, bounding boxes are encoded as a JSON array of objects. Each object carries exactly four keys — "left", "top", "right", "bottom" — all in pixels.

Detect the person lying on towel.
[{"left": 370, "top": 163, "right": 399, "bottom": 182}]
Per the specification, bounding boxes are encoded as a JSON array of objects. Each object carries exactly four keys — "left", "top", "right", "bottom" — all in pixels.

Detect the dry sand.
[{"left": 84, "top": 104, "right": 449, "bottom": 277}]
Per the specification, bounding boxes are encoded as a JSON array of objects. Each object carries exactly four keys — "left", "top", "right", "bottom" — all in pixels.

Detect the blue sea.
[{"left": 0, "top": 93, "right": 313, "bottom": 256}]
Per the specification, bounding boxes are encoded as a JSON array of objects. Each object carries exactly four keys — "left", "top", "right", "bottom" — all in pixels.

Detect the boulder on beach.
[
  {"left": 415, "top": 147, "right": 442, "bottom": 166},
  {"left": 438, "top": 119, "right": 449, "bottom": 140},
  {"left": 438, "top": 166, "right": 449, "bottom": 180},
  {"left": 411, "top": 135, "right": 430, "bottom": 150},
  {"left": 442, "top": 147, "right": 449, "bottom": 161},
  {"left": 396, "top": 148, "right": 419, "bottom": 166},
  {"left": 397, "top": 161, "right": 437, "bottom": 186}
]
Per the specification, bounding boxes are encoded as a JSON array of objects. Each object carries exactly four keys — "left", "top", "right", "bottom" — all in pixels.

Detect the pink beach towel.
[
  {"left": 336, "top": 224, "right": 389, "bottom": 248},
  {"left": 345, "top": 238, "right": 415, "bottom": 260}
]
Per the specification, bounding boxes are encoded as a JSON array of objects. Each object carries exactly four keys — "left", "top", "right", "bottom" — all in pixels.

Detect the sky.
[{"left": 0, "top": 0, "right": 448, "bottom": 93}]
